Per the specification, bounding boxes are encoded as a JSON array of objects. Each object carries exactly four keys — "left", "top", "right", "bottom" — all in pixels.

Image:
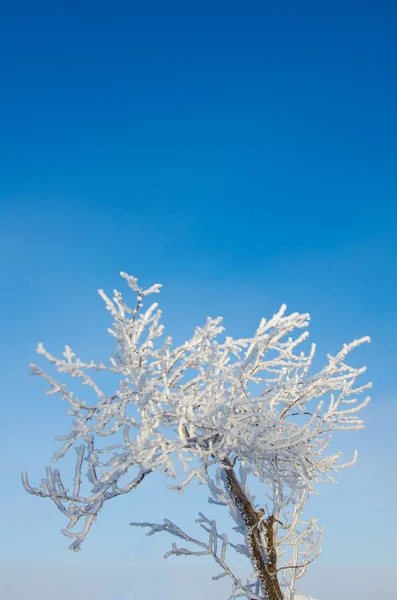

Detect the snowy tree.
[{"left": 22, "top": 273, "right": 371, "bottom": 600}]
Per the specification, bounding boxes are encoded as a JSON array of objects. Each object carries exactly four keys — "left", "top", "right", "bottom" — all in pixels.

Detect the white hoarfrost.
[{"left": 22, "top": 273, "right": 371, "bottom": 600}]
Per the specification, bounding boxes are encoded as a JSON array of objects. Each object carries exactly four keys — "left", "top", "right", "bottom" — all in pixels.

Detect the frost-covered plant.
[{"left": 22, "top": 273, "right": 371, "bottom": 600}]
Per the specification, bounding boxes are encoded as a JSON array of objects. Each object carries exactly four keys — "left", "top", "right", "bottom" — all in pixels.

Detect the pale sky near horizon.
[{"left": 1, "top": 1, "right": 396, "bottom": 599}]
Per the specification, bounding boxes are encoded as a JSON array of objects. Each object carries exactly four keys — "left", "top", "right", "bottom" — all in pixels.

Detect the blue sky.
[{"left": 1, "top": 1, "right": 396, "bottom": 599}]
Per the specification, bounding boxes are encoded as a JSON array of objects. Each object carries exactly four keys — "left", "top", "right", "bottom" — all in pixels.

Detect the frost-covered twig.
[{"left": 130, "top": 514, "right": 261, "bottom": 600}]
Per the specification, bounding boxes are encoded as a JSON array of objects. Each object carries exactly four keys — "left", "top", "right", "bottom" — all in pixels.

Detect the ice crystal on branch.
[{"left": 22, "top": 273, "right": 371, "bottom": 599}]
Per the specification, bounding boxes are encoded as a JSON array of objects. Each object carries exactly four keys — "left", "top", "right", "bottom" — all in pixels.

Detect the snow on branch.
[
  {"left": 22, "top": 272, "right": 371, "bottom": 599},
  {"left": 130, "top": 514, "right": 262, "bottom": 600}
]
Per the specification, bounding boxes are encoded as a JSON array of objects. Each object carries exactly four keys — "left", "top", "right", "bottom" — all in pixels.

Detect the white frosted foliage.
[{"left": 22, "top": 273, "right": 371, "bottom": 599}]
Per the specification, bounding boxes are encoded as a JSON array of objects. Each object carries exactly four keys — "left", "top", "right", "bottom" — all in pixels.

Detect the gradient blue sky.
[{"left": 1, "top": 1, "right": 396, "bottom": 599}]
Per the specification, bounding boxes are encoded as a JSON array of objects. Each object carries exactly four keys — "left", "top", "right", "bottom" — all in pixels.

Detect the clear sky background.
[{"left": 1, "top": 1, "right": 396, "bottom": 599}]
